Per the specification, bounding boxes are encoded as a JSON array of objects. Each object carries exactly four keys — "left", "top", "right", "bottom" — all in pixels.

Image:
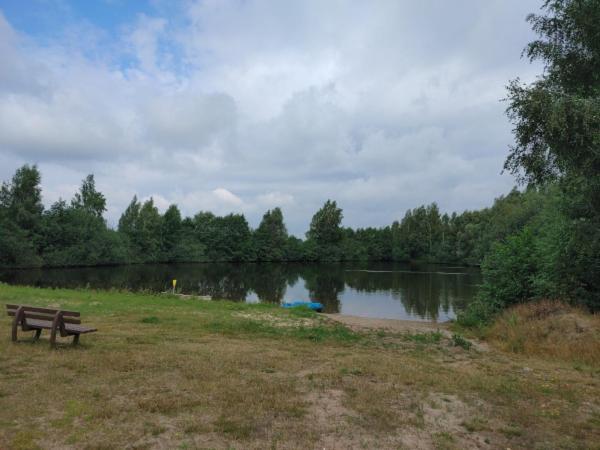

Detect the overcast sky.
[{"left": 0, "top": 0, "right": 542, "bottom": 235}]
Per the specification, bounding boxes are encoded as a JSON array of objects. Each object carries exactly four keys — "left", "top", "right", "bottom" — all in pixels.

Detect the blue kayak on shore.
[{"left": 282, "top": 301, "right": 323, "bottom": 312}]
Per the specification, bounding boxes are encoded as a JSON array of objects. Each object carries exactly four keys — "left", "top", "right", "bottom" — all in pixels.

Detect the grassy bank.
[{"left": 1, "top": 285, "right": 599, "bottom": 449}]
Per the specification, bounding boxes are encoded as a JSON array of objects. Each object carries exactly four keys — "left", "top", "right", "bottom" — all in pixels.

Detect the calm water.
[{"left": 0, "top": 262, "right": 481, "bottom": 322}]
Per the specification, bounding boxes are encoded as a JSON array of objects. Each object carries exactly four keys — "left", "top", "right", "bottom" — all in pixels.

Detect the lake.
[{"left": 0, "top": 262, "right": 481, "bottom": 322}]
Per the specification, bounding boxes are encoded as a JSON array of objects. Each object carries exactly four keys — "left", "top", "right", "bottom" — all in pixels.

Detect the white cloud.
[
  {"left": 257, "top": 192, "right": 294, "bottom": 207},
  {"left": 0, "top": 1, "right": 543, "bottom": 235},
  {"left": 212, "top": 188, "right": 243, "bottom": 206}
]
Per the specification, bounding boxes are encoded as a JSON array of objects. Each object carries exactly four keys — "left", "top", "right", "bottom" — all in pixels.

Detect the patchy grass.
[
  {"left": 404, "top": 331, "right": 443, "bottom": 344},
  {"left": 0, "top": 284, "right": 599, "bottom": 449}
]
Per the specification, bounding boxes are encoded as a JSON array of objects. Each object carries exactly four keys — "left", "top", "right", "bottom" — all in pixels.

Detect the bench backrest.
[{"left": 6, "top": 304, "right": 81, "bottom": 325}]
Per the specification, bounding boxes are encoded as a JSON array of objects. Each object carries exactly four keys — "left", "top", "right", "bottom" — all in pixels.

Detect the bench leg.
[
  {"left": 33, "top": 329, "right": 42, "bottom": 341},
  {"left": 72, "top": 334, "right": 80, "bottom": 346},
  {"left": 49, "top": 327, "right": 57, "bottom": 347},
  {"left": 11, "top": 306, "right": 24, "bottom": 342}
]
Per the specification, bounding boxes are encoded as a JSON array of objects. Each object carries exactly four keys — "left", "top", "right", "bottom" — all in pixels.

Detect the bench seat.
[{"left": 24, "top": 319, "right": 97, "bottom": 334}]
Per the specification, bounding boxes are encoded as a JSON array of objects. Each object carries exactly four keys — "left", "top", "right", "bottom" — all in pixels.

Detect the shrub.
[{"left": 452, "top": 333, "right": 472, "bottom": 350}]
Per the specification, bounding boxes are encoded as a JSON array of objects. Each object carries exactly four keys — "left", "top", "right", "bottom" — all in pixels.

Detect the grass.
[
  {"left": 0, "top": 284, "right": 599, "bottom": 449},
  {"left": 486, "top": 299, "right": 600, "bottom": 366}
]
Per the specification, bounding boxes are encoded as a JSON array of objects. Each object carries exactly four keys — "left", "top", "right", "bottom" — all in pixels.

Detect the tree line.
[{"left": 0, "top": 165, "right": 550, "bottom": 269}]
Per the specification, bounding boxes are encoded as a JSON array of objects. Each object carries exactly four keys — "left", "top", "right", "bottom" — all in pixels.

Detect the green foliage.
[
  {"left": 452, "top": 333, "right": 472, "bottom": 350},
  {"left": 0, "top": 165, "right": 44, "bottom": 267},
  {"left": 457, "top": 299, "right": 499, "bottom": 328},
  {"left": 254, "top": 208, "right": 288, "bottom": 261},
  {"left": 118, "top": 197, "right": 162, "bottom": 262},
  {"left": 466, "top": 0, "right": 600, "bottom": 321},
  {"left": 0, "top": 220, "right": 40, "bottom": 267},
  {"left": 0, "top": 165, "right": 570, "bottom": 272},
  {"left": 71, "top": 174, "right": 106, "bottom": 219},
  {"left": 394, "top": 203, "right": 443, "bottom": 261},
  {"left": 307, "top": 200, "right": 343, "bottom": 244},
  {"left": 505, "top": 0, "right": 600, "bottom": 185},
  {"left": 519, "top": 0, "right": 600, "bottom": 291},
  {"left": 479, "top": 228, "right": 538, "bottom": 309},
  {"left": 458, "top": 0, "right": 600, "bottom": 325},
  {"left": 205, "top": 214, "right": 254, "bottom": 261},
  {"left": 160, "top": 204, "right": 182, "bottom": 261},
  {"left": 459, "top": 186, "right": 573, "bottom": 325},
  {"left": 404, "top": 331, "right": 443, "bottom": 344},
  {"left": 41, "top": 199, "right": 127, "bottom": 266},
  {"left": 0, "top": 164, "right": 44, "bottom": 232}
]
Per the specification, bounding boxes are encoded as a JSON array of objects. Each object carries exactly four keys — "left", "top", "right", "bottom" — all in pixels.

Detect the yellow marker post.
[{"left": 172, "top": 279, "right": 177, "bottom": 294}]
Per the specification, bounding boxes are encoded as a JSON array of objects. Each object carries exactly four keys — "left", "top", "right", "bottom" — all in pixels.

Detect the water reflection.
[{"left": 0, "top": 262, "right": 480, "bottom": 321}]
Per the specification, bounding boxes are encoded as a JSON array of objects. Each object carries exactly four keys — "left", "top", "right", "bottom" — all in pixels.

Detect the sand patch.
[{"left": 233, "top": 311, "right": 319, "bottom": 328}]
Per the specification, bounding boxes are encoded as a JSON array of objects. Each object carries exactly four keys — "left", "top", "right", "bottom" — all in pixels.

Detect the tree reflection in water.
[{"left": 0, "top": 262, "right": 480, "bottom": 320}]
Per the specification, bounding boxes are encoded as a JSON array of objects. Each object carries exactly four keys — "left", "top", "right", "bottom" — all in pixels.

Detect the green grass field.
[{"left": 1, "top": 284, "right": 599, "bottom": 449}]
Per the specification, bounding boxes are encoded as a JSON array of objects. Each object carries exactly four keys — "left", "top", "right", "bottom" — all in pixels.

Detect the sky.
[{"left": 0, "top": 0, "right": 542, "bottom": 236}]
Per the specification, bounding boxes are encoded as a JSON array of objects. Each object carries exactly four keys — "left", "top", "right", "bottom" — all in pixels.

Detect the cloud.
[
  {"left": 212, "top": 188, "right": 243, "bottom": 206},
  {"left": 0, "top": 1, "right": 543, "bottom": 235},
  {"left": 125, "top": 14, "right": 167, "bottom": 74},
  {"left": 257, "top": 192, "right": 294, "bottom": 207}
]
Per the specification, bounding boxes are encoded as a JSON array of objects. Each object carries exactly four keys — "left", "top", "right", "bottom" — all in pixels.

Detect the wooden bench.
[{"left": 6, "top": 304, "right": 97, "bottom": 347}]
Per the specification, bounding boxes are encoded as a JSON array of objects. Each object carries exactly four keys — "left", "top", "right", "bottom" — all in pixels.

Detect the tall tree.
[
  {"left": 307, "top": 200, "right": 343, "bottom": 244},
  {"left": 0, "top": 165, "right": 43, "bottom": 266},
  {"left": 118, "top": 196, "right": 141, "bottom": 237},
  {"left": 136, "top": 198, "right": 162, "bottom": 262},
  {"left": 71, "top": 174, "right": 106, "bottom": 219},
  {"left": 0, "top": 164, "right": 43, "bottom": 232},
  {"left": 161, "top": 204, "right": 182, "bottom": 261},
  {"left": 306, "top": 200, "right": 344, "bottom": 261},
  {"left": 118, "top": 196, "right": 162, "bottom": 262},
  {"left": 254, "top": 208, "right": 288, "bottom": 261},
  {"left": 504, "top": 0, "right": 600, "bottom": 310},
  {"left": 505, "top": 0, "right": 600, "bottom": 186}
]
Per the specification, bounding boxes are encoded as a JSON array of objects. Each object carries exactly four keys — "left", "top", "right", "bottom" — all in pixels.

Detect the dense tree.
[
  {"left": 456, "top": 0, "right": 600, "bottom": 325},
  {"left": 254, "top": 208, "right": 288, "bottom": 261},
  {"left": 40, "top": 175, "right": 126, "bottom": 266},
  {"left": 136, "top": 199, "right": 162, "bottom": 262},
  {"left": 118, "top": 196, "right": 141, "bottom": 237},
  {"left": 160, "top": 204, "right": 182, "bottom": 261},
  {"left": 306, "top": 200, "right": 344, "bottom": 260},
  {"left": 505, "top": 0, "right": 600, "bottom": 186},
  {"left": 71, "top": 175, "right": 106, "bottom": 218},
  {"left": 307, "top": 200, "right": 343, "bottom": 244},
  {"left": 0, "top": 165, "right": 44, "bottom": 266},
  {"left": 503, "top": 0, "right": 599, "bottom": 311},
  {"left": 393, "top": 204, "right": 444, "bottom": 261},
  {"left": 0, "top": 164, "right": 43, "bottom": 233},
  {"left": 118, "top": 197, "right": 162, "bottom": 262},
  {"left": 0, "top": 164, "right": 558, "bottom": 269}
]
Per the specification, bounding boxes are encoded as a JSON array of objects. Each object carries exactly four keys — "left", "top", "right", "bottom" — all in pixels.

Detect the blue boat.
[{"left": 282, "top": 301, "right": 323, "bottom": 312}]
